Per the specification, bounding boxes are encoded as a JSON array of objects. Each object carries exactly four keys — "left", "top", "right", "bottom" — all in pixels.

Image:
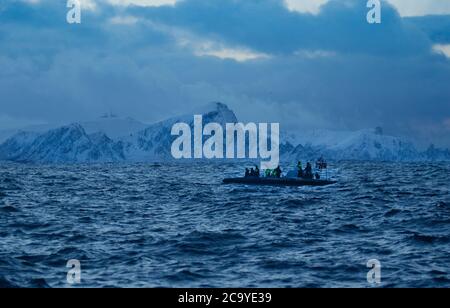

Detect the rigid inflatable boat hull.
[{"left": 223, "top": 177, "right": 337, "bottom": 187}]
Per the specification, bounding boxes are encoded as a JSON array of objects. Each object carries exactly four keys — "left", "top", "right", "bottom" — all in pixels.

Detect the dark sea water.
[{"left": 0, "top": 161, "right": 449, "bottom": 288}]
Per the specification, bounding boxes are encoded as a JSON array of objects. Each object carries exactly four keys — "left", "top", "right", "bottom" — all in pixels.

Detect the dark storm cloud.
[
  {"left": 0, "top": 0, "right": 449, "bottom": 147},
  {"left": 406, "top": 15, "right": 450, "bottom": 44},
  {"left": 131, "top": 0, "right": 431, "bottom": 56}
]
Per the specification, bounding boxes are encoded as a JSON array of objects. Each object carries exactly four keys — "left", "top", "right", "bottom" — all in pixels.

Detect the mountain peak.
[
  {"left": 194, "top": 101, "right": 231, "bottom": 114},
  {"left": 197, "top": 102, "right": 238, "bottom": 124},
  {"left": 57, "top": 123, "right": 87, "bottom": 137},
  {"left": 210, "top": 101, "right": 230, "bottom": 111}
]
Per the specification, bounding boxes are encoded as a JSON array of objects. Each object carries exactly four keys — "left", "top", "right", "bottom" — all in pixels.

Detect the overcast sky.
[{"left": 0, "top": 0, "right": 449, "bottom": 147}]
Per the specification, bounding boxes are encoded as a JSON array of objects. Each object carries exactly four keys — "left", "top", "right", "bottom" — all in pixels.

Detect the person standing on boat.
[
  {"left": 297, "top": 161, "right": 304, "bottom": 178},
  {"left": 254, "top": 165, "right": 260, "bottom": 177},
  {"left": 274, "top": 166, "right": 282, "bottom": 178}
]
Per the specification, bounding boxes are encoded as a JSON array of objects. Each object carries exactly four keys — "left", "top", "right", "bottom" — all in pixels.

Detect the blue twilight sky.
[{"left": 0, "top": 0, "right": 449, "bottom": 147}]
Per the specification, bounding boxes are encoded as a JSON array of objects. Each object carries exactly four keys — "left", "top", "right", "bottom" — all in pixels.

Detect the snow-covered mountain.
[
  {"left": 281, "top": 128, "right": 421, "bottom": 162},
  {"left": 118, "top": 102, "right": 238, "bottom": 161},
  {"left": 0, "top": 123, "right": 61, "bottom": 144},
  {"left": 0, "top": 102, "right": 238, "bottom": 163},
  {"left": 0, "top": 115, "right": 147, "bottom": 143},
  {"left": 0, "top": 103, "right": 448, "bottom": 163},
  {"left": 423, "top": 144, "right": 450, "bottom": 161},
  {"left": 0, "top": 124, "right": 125, "bottom": 163}
]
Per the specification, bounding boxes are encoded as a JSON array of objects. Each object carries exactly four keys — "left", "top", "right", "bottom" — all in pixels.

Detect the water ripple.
[{"left": 0, "top": 161, "right": 449, "bottom": 287}]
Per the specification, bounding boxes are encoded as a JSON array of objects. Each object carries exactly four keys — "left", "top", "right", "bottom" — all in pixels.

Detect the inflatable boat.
[{"left": 223, "top": 177, "right": 337, "bottom": 187}]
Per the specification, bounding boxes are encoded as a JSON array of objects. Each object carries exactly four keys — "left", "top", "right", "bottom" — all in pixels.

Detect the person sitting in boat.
[
  {"left": 249, "top": 168, "right": 255, "bottom": 177},
  {"left": 254, "top": 165, "right": 260, "bottom": 177},
  {"left": 315, "top": 172, "right": 321, "bottom": 180},
  {"left": 245, "top": 168, "right": 250, "bottom": 178},
  {"left": 304, "top": 162, "right": 313, "bottom": 179},
  {"left": 265, "top": 169, "right": 272, "bottom": 178},
  {"left": 274, "top": 166, "right": 282, "bottom": 178},
  {"left": 297, "top": 161, "right": 304, "bottom": 178}
]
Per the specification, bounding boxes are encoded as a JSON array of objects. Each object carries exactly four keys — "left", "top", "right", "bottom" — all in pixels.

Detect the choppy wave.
[{"left": 0, "top": 161, "right": 449, "bottom": 287}]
